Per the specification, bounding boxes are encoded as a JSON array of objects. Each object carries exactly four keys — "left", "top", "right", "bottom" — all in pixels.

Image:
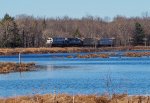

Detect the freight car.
[
  {"left": 98, "top": 38, "right": 115, "bottom": 47},
  {"left": 67, "top": 38, "right": 83, "bottom": 47},
  {"left": 83, "top": 38, "right": 98, "bottom": 47}
]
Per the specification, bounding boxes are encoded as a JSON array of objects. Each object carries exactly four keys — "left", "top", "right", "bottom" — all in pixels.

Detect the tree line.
[{"left": 0, "top": 14, "right": 149, "bottom": 48}]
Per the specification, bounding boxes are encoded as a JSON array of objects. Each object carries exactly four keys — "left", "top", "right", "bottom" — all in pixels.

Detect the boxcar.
[
  {"left": 83, "top": 38, "right": 98, "bottom": 47},
  {"left": 98, "top": 38, "right": 115, "bottom": 47},
  {"left": 67, "top": 38, "right": 83, "bottom": 46}
]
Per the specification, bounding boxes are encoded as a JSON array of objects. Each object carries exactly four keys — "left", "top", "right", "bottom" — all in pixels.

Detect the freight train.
[{"left": 46, "top": 37, "right": 115, "bottom": 47}]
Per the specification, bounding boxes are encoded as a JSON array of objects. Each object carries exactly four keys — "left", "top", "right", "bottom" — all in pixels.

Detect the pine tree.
[
  {"left": 73, "top": 28, "right": 81, "bottom": 38},
  {"left": 133, "top": 22, "right": 145, "bottom": 45},
  {"left": 2, "top": 13, "right": 14, "bottom": 22},
  {"left": 1, "top": 14, "right": 21, "bottom": 47}
]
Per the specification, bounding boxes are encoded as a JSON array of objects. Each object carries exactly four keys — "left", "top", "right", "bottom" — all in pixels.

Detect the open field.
[
  {"left": 0, "top": 94, "right": 149, "bottom": 103},
  {"left": 0, "top": 62, "right": 35, "bottom": 74}
]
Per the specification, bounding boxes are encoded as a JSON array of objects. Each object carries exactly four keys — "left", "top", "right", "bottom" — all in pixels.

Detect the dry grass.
[
  {"left": 76, "top": 54, "right": 109, "bottom": 58},
  {"left": 0, "top": 46, "right": 150, "bottom": 56},
  {"left": 0, "top": 94, "right": 149, "bottom": 103},
  {"left": 125, "top": 52, "right": 150, "bottom": 57},
  {"left": 0, "top": 47, "right": 99, "bottom": 55},
  {"left": 0, "top": 62, "right": 35, "bottom": 73}
]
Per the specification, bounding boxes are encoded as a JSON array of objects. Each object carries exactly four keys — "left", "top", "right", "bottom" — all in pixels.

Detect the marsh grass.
[
  {"left": 125, "top": 52, "right": 150, "bottom": 57},
  {"left": 76, "top": 54, "right": 109, "bottom": 58},
  {"left": 1, "top": 94, "right": 150, "bottom": 103},
  {"left": 0, "top": 62, "right": 35, "bottom": 73},
  {"left": 0, "top": 46, "right": 150, "bottom": 56},
  {"left": 0, "top": 47, "right": 99, "bottom": 55}
]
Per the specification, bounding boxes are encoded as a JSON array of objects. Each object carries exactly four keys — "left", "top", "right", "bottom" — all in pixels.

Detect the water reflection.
[{"left": 45, "top": 65, "right": 76, "bottom": 71}]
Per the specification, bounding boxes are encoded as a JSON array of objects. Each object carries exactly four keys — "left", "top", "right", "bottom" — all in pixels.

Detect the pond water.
[{"left": 0, "top": 52, "right": 150, "bottom": 97}]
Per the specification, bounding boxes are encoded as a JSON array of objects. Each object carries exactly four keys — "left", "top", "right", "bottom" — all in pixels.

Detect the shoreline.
[
  {"left": 0, "top": 94, "right": 149, "bottom": 103},
  {"left": 0, "top": 46, "right": 149, "bottom": 55},
  {"left": 0, "top": 46, "right": 150, "bottom": 58},
  {"left": 0, "top": 46, "right": 150, "bottom": 57}
]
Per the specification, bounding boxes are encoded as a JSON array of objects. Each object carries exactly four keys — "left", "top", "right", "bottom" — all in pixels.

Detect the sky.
[{"left": 0, "top": 0, "right": 150, "bottom": 19}]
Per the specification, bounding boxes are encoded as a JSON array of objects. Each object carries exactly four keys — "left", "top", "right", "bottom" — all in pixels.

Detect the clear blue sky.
[{"left": 0, "top": 0, "right": 150, "bottom": 19}]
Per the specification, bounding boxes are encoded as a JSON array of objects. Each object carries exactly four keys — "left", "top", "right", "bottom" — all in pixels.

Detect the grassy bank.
[
  {"left": 0, "top": 94, "right": 149, "bottom": 103},
  {"left": 0, "top": 47, "right": 98, "bottom": 55},
  {"left": 0, "top": 46, "right": 150, "bottom": 56},
  {"left": 0, "top": 62, "right": 35, "bottom": 73}
]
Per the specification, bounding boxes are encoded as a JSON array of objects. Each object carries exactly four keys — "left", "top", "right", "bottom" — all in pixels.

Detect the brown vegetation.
[
  {"left": 125, "top": 52, "right": 150, "bottom": 57},
  {"left": 0, "top": 47, "right": 98, "bottom": 55},
  {"left": 0, "top": 94, "right": 149, "bottom": 103},
  {"left": 76, "top": 54, "right": 109, "bottom": 58},
  {"left": 0, "top": 46, "right": 150, "bottom": 56},
  {"left": 0, "top": 62, "right": 35, "bottom": 73}
]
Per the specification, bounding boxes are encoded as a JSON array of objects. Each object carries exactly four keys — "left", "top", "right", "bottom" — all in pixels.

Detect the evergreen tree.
[
  {"left": 11, "top": 22, "right": 22, "bottom": 47},
  {"left": 1, "top": 14, "right": 21, "bottom": 47},
  {"left": 133, "top": 22, "right": 145, "bottom": 45},
  {"left": 73, "top": 28, "right": 81, "bottom": 38},
  {"left": 2, "top": 13, "right": 14, "bottom": 22}
]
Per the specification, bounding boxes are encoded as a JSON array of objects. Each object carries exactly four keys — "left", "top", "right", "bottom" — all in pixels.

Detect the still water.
[{"left": 0, "top": 52, "right": 150, "bottom": 97}]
